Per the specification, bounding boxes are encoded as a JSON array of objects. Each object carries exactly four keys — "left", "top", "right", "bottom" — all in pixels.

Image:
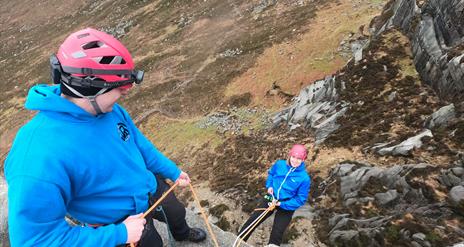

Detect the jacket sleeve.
[
  {"left": 280, "top": 177, "right": 311, "bottom": 211},
  {"left": 122, "top": 108, "right": 181, "bottom": 182},
  {"left": 265, "top": 162, "right": 277, "bottom": 189},
  {"left": 7, "top": 176, "right": 127, "bottom": 247}
]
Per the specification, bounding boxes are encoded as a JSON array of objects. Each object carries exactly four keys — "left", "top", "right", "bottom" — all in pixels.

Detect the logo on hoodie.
[{"left": 117, "top": 122, "right": 130, "bottom": 141}]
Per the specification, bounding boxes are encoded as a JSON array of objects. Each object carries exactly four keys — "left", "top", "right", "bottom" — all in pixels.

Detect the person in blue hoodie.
[
  {"left": 4, "top": 28, "right": 206, "bottom": 247},
  {"left": 237, "top": 144, "right": 311, "bottom": 246}
]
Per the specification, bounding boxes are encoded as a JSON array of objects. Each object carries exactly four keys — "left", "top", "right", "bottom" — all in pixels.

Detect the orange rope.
[
  {"left": 142, "top": 182, "right": 179, "bottom": 218},
  {"left": 234, "top": 203, "right": 276, "bottom": 247},
  {"left": 189, "top": 183, "right": 220, "bottom": 247},
  {"left": 130, "top": 182, "right": 220, "bottom": 247},
  {"left": 129, "top": 182, "right": 179, "bottom": 247}
]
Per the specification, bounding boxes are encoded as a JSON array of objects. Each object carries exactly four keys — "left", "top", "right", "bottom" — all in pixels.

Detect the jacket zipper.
[{"left": 276, "top": 166, "right": 296, "bottom": 200}]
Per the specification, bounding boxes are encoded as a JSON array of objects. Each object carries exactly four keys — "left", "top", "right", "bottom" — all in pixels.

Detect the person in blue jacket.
[
  {"left": 237, "top": 144, "right": 311, "bottom": 246},
  {"left": 4, "top": 28, "right": 205, "bottom": 247}
]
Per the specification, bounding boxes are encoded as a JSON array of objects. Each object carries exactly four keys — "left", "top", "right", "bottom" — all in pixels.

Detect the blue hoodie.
[
  {"left": 4, "top": 85, "right": 181, "bottom": 247},
  {"left": 265, "top": 159, "right": 311, "bottom": 211}
]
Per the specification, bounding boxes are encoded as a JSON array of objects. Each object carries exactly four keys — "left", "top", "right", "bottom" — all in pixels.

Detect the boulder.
[
  {"left": 424, "top": 104, "right": 456, "bottom": 129},
  {"left": 449, "top": 185, "right": 464, "bottom": 211},
  {"left": 376, "top": 129, "right": 433, "bottom": 156}
]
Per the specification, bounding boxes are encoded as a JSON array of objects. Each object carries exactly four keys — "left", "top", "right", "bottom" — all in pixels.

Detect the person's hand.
[
  {"left": 123, "top": 213, "right": 146, "bottom": 244},
  {"left": 267, "top": 187, "right": 274, "bottom": 195},
  {"left": 176, "top": 171, "right": 191, "bottom": 187},
  {"left": 275, "top": 201, "right": 281, "bottom": 206}
]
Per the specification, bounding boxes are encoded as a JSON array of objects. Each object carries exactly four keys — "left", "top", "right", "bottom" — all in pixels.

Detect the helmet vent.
[
  {"left": 82, "top": 41, "right": 105, "bottom": 50},
  {"left": 77, "top": 33, "right": 90, "bottom": 39},
  {"left": 98, "top": 56, "right": 126, "bottom": 64}
]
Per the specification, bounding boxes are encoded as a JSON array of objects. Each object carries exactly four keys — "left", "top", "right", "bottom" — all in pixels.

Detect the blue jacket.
[
  {"left": 4, "top": 85, "right": 181, "bottom": 247},
  {"left": 265, "top": 159, "right": 311, "bottom": 211}
]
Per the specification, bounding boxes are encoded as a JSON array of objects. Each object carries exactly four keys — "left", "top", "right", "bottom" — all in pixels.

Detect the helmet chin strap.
[{"left": 62, "top": 83, "right": 108, "bottom": 115}]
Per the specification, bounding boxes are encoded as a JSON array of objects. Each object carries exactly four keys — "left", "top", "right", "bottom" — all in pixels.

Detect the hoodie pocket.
[{"left": 133, "top": 194, "right": 149, "bottom": 214}]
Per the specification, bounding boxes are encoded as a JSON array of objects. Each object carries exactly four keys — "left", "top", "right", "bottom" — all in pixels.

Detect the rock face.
[
  {"left": 154, "top": 209, "right": 251, "bottom": 247},
  {"left": 272, "top": 76, "right": 349, "bottom": 144},
  {"left": 315, "top": 162, "right": 464, "bottom": 247},
  {"left": 0, "top": 177, "right": 9, "bottom": 247},
  {"left": 375, "top": 0, "right": 464, "bottom": 102}
]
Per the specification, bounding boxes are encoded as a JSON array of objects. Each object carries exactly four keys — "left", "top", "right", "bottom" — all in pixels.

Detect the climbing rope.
[
  {"left": 129, "top": 181, "right": 220, "bottom": 247},
  {"left": 232, "top": 201, "right": 277, "bottom": 247},
  {"left": 189, "top": 183, "right": 220, "bottom": 247},
  {"left": 129, "top": 182, "right": 179, "bottom": 247}
]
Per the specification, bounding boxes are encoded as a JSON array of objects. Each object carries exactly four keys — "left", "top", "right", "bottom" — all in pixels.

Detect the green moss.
[
  {"left": 425, "top": 230, "right": 443, "bottom": 246},
  {"left": 385, "top": 224, "right": 401, "bottom": 243},
  {"left": 143, "top": 118, "right": 223, "bottom": 156}
]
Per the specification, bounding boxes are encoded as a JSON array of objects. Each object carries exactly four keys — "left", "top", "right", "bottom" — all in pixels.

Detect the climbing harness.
[
  {"left": 232, "top": 199, "right": 278, "bottom": 247},
  {"left": 129, "top": 182, "right": 219, "bottom": 247}
]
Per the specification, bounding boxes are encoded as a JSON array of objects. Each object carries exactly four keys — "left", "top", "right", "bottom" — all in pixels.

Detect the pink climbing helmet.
[
  {"left": 50, "top": 28, "right": 144, "bottom": 90},
  {"left": 289, "top": 144, "right": 307, "bottom": 160}
]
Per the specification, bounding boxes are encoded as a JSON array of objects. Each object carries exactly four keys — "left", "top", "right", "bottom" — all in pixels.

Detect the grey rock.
[
  {"left": 400, "top": 228, "right": 411, "bottom": 239},
  {"left": 329, "top": 230, "right": 359, "bottom": 244},
  {"left": 412, "top": 232, "right": 426, "bottom": 242},
  {"left": 387, "top": 91, "right": 397, "bottom": 102},
  {"left": 375, "top": 190, "right": 399, "bottom": 206},
  {"left": 411, "top": 241, "right": 423, "bottom": 247},
  {"left": 329, "top": 217, "right": 351, "bottom": 234},
  {"left": 452, "top": 242, "right": 464, "bottom": 247},
  {"left": 154, "top": 209, "right": 251, "bottom": 247},
  {"left": 440, "top": 169, "right": 463, "bottom": 187},
  {"left": 219, "top": 48, "right": 243, "bottom": 58},
  {"left": 377, "top": 129, "right": 433, "bottom": 156},
  {"left": 329, "top": 214, "right": 350, "bottom": 228},
  {"left": 0, "top": 177, "right": 8, "bottom": 247},
  {"left": 451, "top": 167, "right": 464, "bottom": 177},
  {"left": 351, "top": 41, "right": 364, "bottom": 63},
  {"left": 344, "top": 198, "right": 358, "bottom": 207},
  {"left": 252, "top": 0, "right": 276, "bottom": 14},
  {"left": 273, "top": 76, "right": 349, "bottom": 144},
  {"left": 343, "top": 191, "right": 359, "bottom": 200},
  {"left": 314, "top": 106, "right": 349, "bottom": 144},
  {"left": 337, "top": 163, "right": 357, "bottom": 176},
  {"left": 412, "top": 232, "right": 432, "bottom": 247},
  {"left": 377, "top": 0, "right": 464, "bottom": 102},
  {"left": 424, "top": 104, "right": 456, "bottom": 129},
  {"left": 449, "top": 185, "right": 464, "bottom": 209}
]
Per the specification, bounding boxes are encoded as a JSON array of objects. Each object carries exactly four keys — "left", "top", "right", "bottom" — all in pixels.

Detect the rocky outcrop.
[
  {"left": 375, "top": 0, "right": 464, "bottom": 102},
  {"left": 315, "top": 162, "right": 464, "bottom": 247},
  {"left": 272, "top": 76, "right": 349, "bottom": 144},
  {"left": 0, "top": 177, "right": 9, "bottom": 247},
  {"left": 373, "top": 129, "right": 433, "bottom": 156},
  {"left": 154, "top": 209, "right": 251, "bottom": 247}
]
